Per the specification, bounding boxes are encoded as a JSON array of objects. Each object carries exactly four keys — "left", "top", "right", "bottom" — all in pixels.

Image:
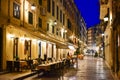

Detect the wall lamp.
[
  {"left": 54, "top": 20, "right": 57, "bottom": 25},
  {"left": 104, "top": 13, "right": 109, "bottom": 22},
  {"left": 31, "top": 4, "right": 36, "bottom": 10}
]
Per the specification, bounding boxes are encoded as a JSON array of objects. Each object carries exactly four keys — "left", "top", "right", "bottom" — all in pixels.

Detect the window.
[
  {"left": 67, "top": 19, "right": 71, "bottom": 30},
  {"left": 52, "top": 25, "right": 54, "bottom": 33},
  {"left": 60, "top": 0, "right": 62, "bottom": 3},
  {"left": 56, "top": 28, "right": 59, "bottom": 35},
  {"left": 60, "top": 10, "right": 62, "bottom": 23},
  {"left": 13, "top": 2, "right": 20, "bottom": 19},
  {"left": 39, "top": 0, "right": 42, "bottom": 5},
  {"left": 63, "top": 13, "right": 65, "bottom": 25},
  {"left": 38, "top": 18, "right": 42, "bottom": 28},
  {"left": 47, "top": 0, "right": 51, "bottom": 12},
  {"left": 56, "top": 6, "right": 59, "bottom": 20},
  {"left": 28, "top": 11, "right": 33, "bottom": 24},
  {"left": 47, "top": 23, "right": 49, "bottom": 31},
  {"left": 52, "top": 0, "right": 55, "bottom": 16},
  {"left": 13, "top": 38, "right": 18, "bottom": 60}
]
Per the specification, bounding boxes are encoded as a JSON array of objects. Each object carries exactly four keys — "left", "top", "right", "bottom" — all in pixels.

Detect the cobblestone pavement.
[{"left": 25, "top": 56, "right": 114, "bottom": 80}]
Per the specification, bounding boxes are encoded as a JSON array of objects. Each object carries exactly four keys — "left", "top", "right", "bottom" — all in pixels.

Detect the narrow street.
[{"left": 25, "top": 56, "right": 114, "bottom": 80}]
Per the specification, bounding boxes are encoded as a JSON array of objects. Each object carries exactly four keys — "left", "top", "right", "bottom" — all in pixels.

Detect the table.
[{"left": 37, "top": 61, "right": 62, "bottom": 71}]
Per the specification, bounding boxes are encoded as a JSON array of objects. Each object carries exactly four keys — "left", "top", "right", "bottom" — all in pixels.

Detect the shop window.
[
  {"left": 28, "top": 11, "right": 33, "bottom": 24},
  {"left": 13, "top": 2, "right": 20, "bottom": 19}
]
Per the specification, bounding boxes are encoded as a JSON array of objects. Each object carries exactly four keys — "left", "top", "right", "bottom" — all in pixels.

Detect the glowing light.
[
  {"left": 31, "top": 4, "right": 36, "bottom": 10},
  {"left": 20, "top": 37, "right": 25, "bottom": 41},
  {"left": 102, "top": 33, "right": 104, "bottom": 36},
  {"left": 54, "top": 20, "right": 57, "bottom": 25},
  {"left": 104, "top": 17, "right": 108, "bottom": 22},
  {"left": 7, "top": 34, "right": 15, "bottom": 39},
  {"left": 68, "top": 45, "right": 75, "bottom": 50}
]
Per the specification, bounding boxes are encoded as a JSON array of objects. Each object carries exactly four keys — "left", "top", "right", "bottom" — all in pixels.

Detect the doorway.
[{"left": 13, "top": 38, "right": 18, "bottom": 60}]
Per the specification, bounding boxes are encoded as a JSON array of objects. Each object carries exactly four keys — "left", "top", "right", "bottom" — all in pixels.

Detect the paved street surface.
[{"left": 25, "top": 56, "right": 114, "bottom": 80}]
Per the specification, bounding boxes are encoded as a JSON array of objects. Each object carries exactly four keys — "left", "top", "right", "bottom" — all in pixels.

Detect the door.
[{"left": 13, "top": 38, "right": 18, "bottom": 60}]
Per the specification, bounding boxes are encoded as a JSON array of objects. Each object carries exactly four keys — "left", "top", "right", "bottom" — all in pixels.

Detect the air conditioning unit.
[{"left": 40, "top": 7, "right": 46, "bottom": 16}]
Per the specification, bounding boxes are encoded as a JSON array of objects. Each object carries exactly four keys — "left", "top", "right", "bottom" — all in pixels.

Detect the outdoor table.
[{"left": 37, "top": 61, "right": 62, "bottom": 71}]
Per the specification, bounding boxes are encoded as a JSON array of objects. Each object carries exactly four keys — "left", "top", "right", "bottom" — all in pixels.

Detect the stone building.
[
  {"left": 100, "top": 0, "right": 120, "bottom": 79},
  {"left": 0, "top": 0, "right": 87, "bottom": 71}
]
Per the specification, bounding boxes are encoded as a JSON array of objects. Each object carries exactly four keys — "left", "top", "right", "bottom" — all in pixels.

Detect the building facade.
[
  {"left": 0, "top": 0, "right": 87, "bottom": 71},
  {"left": 100, "top": 0, "right": 120, "bottom": 79}
]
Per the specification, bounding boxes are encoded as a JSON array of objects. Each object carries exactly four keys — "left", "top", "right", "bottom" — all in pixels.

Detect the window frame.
[
  {"left": 28, "top": 11, "right": 33, "bottom": 24},
  {"left": 13, "top": 2, "right": 20, "bottom": 19}
]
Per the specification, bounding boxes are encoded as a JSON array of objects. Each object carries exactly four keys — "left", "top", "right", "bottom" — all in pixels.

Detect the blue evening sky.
[{"left": 74, "top": 0, "right": 100, "bottom": 29}]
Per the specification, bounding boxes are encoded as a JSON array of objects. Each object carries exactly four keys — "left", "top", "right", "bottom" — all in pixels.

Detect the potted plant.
[{"left": 74, "top": 48, "right": 84, "bottom": 60}]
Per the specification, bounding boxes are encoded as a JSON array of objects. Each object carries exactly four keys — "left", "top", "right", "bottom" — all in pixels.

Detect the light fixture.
[
  {"left": 104, "top": 13, "right": 109, "bottom": 22},
  {"left": 31, "top": 4, "right": 36, "bottom": 10},
  {"left": 102, "top": 33, "right": 104, "bottom": 36},
  {"left": 68, "top": 45, "right": 75, "bottom": 50},
  {"left": 64, "top": 30, "right": 67, "bottom": 33},
  {"left": 54, "top": 20, "right": 57, "bottom": 25},
  {"left": 104, "top": 17, "right": 108, "bottom": 22}
]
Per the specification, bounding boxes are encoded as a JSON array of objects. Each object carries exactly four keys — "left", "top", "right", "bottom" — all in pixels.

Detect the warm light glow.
[
  {"left": 104, "top": 17, "right": 108, "bottom": 22},
  {"left": 64, "top": 30, "right": 67, "bottom": 33},
  {"left": 7, "top": 34, "right": 15, "bottom": 39},
  {"left": 102, "top": 33, "right": 104, "bottom": 36},
  {"left": 68, "top": 45, "right": 75, "bottom": 50},
  {"left": 25, "top": 37, "right": 30, "bottom": 40},
  {"left": 70, "top": 35, "right": 74, "bottom": 39},
  {"left": 37, "top": 40, "right": 41, "bottom": 43},
  {"left": 31, "top": 4, "right": 36, "bottom": 10},
  {"left": 54, "top": 20, "right": 57, "bottom": 25},
  {"left": 61, "top": 28, "right": 64, "bottom": 32},
  {"left": 20, "top": 37, "right": 25, "bottom": 41}
]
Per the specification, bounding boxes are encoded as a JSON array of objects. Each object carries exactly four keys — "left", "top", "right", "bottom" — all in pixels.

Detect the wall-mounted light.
[
  {"left": 104, "top": 13, "right": 109, "bottom": 22},
  {"left": 104, "top": 17, "right": 108, "bottom": 22},
  {"left": 54, "top": 20, "right": 57, "bottom": 25},
  {"left": 31, "top": 4, "right": 36, "bottom": 10},
  {"left": 64, "top": 30, "right": 67, "bottom": 33},
  {"left": 7, "top": 33, "right": 15, "bottom": 39},
  {"left": 102, "top": 33, "right": 104, "bottom": 36}
]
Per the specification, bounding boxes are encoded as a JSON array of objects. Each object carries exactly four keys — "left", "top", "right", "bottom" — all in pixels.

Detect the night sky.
[{"left": 74, "top": 0, "right": 100, "bottom": 29}]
